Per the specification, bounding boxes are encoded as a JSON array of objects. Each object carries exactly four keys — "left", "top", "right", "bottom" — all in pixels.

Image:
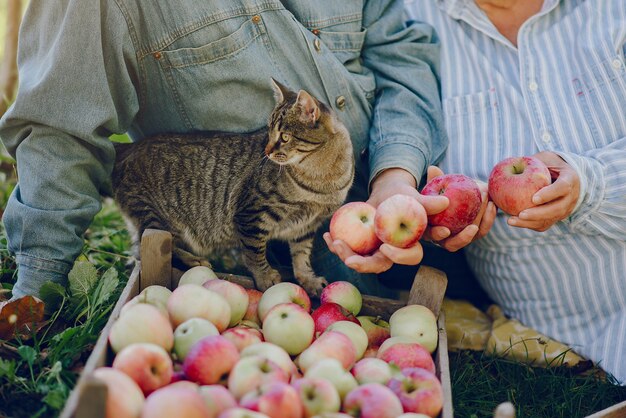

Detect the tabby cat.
[{"left": 111, "top": 79, "right": 354, "bottom": 296}]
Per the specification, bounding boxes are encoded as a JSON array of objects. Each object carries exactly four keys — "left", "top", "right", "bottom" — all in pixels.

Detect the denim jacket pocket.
[
  {"left": 572, "top": 54, "right": 626, "bottom": 148},
  {"left": 154, "top": 15, "right": 276, "bottom": 131},
  {"left": 442, "top": 88, "right": 502, "bottom": 179}
]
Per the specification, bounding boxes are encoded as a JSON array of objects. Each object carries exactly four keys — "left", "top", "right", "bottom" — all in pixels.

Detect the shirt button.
[
  {"left": 612, "top": 59, "right": 623, "bottom": 69},
  {"left": 541, "top": 131, "right": 552, "bottom": 143},
  {"left": 153, "top": 51, "right": 162, "bottom": 60},
  {"left": 528, "top": 81, "right": 538, "bottom": 92},
  {"left": 336, "top": 96, "right": 346, "bottom": 109},
  {"left": 314, "top": 38, "right": 322, "bottom": 52},
  {"left": 312, "top": 29, "right": 320, "bottom": 36},
  {"left": 251, "top": 15, "right": 261, "bottom": 24}
]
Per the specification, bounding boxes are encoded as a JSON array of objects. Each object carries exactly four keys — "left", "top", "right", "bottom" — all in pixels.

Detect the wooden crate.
[{"left": 60, "top": 229, "right": 453, "bottom": 418}]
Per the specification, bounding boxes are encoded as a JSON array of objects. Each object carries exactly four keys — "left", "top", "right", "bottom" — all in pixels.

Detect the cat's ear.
[
  {"left": 270, "top": 78, "right": 291, "bottom": 103},
  {"left": 296, "top": 90, "right": 320, "bottom": 126}
]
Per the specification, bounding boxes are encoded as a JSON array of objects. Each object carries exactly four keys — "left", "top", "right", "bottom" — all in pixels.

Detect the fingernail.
[
  {"left": 518, "top": 211, "right": 527, "bottom": 219},
  {"left": 532, "top": 196, "right": 542, "bottom": 205}
]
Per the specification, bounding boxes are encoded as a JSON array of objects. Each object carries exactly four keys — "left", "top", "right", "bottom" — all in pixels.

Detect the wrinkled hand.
[
  {"left": 323, "top": 168, "right": 448, "bottom": 274},
  {"left": 507, "top": 151, "right": 580, "bottom": 232},
  {"left": 421, "top": 166, "right": 497, "bottom": 252}
]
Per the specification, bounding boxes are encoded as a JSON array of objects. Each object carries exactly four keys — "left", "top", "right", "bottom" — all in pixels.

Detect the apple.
[
  {"left": 488, "top": 155, "right": 551, "bottom": 216},
  {"left": 198, "top": 385, "right": 237, "bottom": 418},
  {"left": 374, "top": 194, "right": 428, "bottom": 248},
  {"left": 303, "top": 358, "right": 358, "bottom": 400},
  {"left": 227, "top": 355, "right": 289, "bottom": 399},
  {"left": 397, "top": 414, "right": 431, "bottom": 418},
  {"left": 141, "top": 384, "right": 209, "bottom": 418},
  {"left": 167, "top": 284, "right": 231, "bottom": 331},
  {"left": 311, "top": 303, "right": 360, "bottom": 335},
  {"left": 239, "top": 319, "right": 262, "bottom": 330},
  {"left": 179, "top": 265, "right": 219, "bottom": 286},
  {"left": 378, "top": 336, "right": 422, "bottom": 355},
  {"left": 297, "top": 330, "right": 357, "bottom": 372},
  {"left": 324, "top": 321, "right": 368, "bottom": 360},
  {"left": 257, "top": 282, "right": 311, "bottom": 322},
  {"left": 320, "top": 281, "right": 362, "bottom": 316},
  {"left": 389, "top": 304, "right": 438, "bottom": 353},
  {"left": 183, "top": 335, "right": 240, "bottom": 385},
  {"left": 244, "top": 288, "right": 264, "bottom": 325},
  {"left": 112, "top": 343, "right": 173, "bottom": 395},
  {"left": 343, "top": 383, "right": 404, "bottom": 418},
  {"left": 377, "top": 341, "right": 436, "bottom": 374},
  {"left": 241, "top": 342, "right": 298, "bottom": 377},
  {"left": 203, "top": 279, "right": 249, "bottom": 327},
  {"left": 421, "top": 174, "right": 482, "bottom": 234},
  {"left": 218, "top": 408, "right": 271, "bottom": 418},
  {"left": 262, "top": 303, "right": 314, "bottom": 355},
  {"left": 109, "top": 303, "right": 174, "bottom": 353},
  {"left": 239, "top": 381, "right": 303, "bottom": 418},
  {"left": 222, "top": 326, "right": 264, "bottom": 351},
  {"left": 92, "top": 367, "right": 144, "bottom": 418},
  {"left": 329, "top": 201, "right": 381, "bottom": 255},
  {"left": 351, "top": 358, "right": 396, "bottom": 385},
  {"left": 310, "top": 414, "right": 352, "bottom": 418},
  {"left": 292, "top": 377, "right": 341, "bottom": 417},
  {"left": 357, "top": 315, "right": 391, "bottom": 349},
  {"left": 121, "top": 285, "right": 172, "bottom": 318},
  {"left": 387, "top": 367, "right": 443, "bottom": 417},
  {"left": 173, "top": 317, "right": 220, "bottom": 361}
]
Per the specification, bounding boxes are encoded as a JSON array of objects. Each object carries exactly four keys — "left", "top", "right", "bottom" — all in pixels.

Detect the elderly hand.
[
  {"left": 508, "top": 151, "right": 580, "bottom": 232},
  {"left": 421, "top": 166, "right": 497, "bottom": 252},
  {"left": 323, "top": 168, "right": 448, "bottom": 274}
]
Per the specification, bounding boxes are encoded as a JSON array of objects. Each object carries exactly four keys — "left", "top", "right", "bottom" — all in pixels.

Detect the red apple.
[
  {"left": 257, "top": 282, "right": 311, "bottom": 322},
  {"left": 374, "top": 194, "right": 427, "bottom": 248},
  {"left": 297, "top": 330, "right": 357, "bottom": 373},
  {"left": 292, "top": 377, "right": 341, "bottom": 417},
  {"left": 262, "top": 303, "right": 315, "bottom": 355},
  {"left": 311, "top": 303, "right": 360, "bottom": 335},
  {"left": 112, "top": 343, "right": 173, "bottom": 395},
  {"left": 203, "top": 279, "right": 249, "bottom": 327},
  {"left": 239, "top": 381, "right": 303, "bottom": 418},
  {"left": 357, "top": 315, "right": 391, "bottom": 349},
  {"left": 329, "top": 201, "right": 381, "bottom": 255},
  {"left": 320, "top": 281, "right": 362, "bottom": 316},
  {"left": 222, "top": 326, "right": 264, "bottom": 352},
  {"left": 244, "top": 288, "right": 264, "bottom": 326},
  {"left": 377, "top": 341, "right": 436, "bottom": 374},
  {"left": 183, "top": 335, "right": 240, "bottom": 385},
  {"left": 198, "top": 385, "right": 237, "bottom": 418},
  {"left": 343, "top": 383, "right": 403, "bottom": 418},
  {"left": 324, "top": 321, "right": 368, "bottom": 360},
  {"left": 141, "top": 384, "right": 209, "bottom": 418},
  {"left": 488, "top": 156, "right": 551, "bottom": 216},
  {"left": 109, "top": 303, "right": 174, "bottom": 353},
  {"left": 387, "top": 367, "right": 443, "bottom": 417},
  {"left": 228, "top": 356, "right": 289, "bottom": 399},
  {"left": 92, "top": 367, "right": 144, "bottom": 418},
  {"left": 421, "top": 174, "right": 482, "bottom": 234}
]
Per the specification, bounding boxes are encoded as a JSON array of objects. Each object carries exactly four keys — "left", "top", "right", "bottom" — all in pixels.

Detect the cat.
[{"left": 111, "top": 79, "right": 355, "bottom": 296}]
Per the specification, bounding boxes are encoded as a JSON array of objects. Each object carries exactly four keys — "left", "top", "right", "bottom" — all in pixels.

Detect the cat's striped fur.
[{"left": 111, "top": 80, "right": 354, "bottom": 295}]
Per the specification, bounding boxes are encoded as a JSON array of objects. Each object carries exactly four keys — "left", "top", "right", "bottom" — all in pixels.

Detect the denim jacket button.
[
  {"left": 153, "top": 51, "right": 162, "bottom": 60},
  {"left": 314, "top": 38, "right": 322, "bottom": 52},
  {"left": 336, "top": 96, "right": 346, "bottom": 109},
  {"left": 312, "top": 29, "right": 320, "bottom": 36},
  {"left": 252, "top": 15, "right": 261, "bottom": 24}
]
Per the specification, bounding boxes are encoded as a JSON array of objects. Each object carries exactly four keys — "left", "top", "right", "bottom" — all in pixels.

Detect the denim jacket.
[{"left": 0, "top": 0, "right": 445, "bottom": 297}]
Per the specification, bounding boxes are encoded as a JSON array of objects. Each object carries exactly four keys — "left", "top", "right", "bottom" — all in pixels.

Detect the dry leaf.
[{"left": 0, "top": 296, "right": 45, "bottom": 340}]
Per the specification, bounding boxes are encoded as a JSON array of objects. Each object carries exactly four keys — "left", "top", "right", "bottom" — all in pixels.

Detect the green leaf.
[
  {"left": 39, "top": 281, "right": 66, "bottom": 310},
  {"left": 90, "top": 267, "right": 119, "bottom": 309},
  {"left": 43, "top": 387, "right": 67, "bottom": 409},
  {"left": 68, "top": 260, "right": 98, "bottom": 301},
  {"left": 0, "top": 358, "right": 16, "bottom": 379},
  {"left": 17, "top": 345, "right": 37, "bottom": 367}
]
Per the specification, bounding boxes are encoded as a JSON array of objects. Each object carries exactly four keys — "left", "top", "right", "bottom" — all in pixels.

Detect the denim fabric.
[{"left": 0, "top": 0, "right": 445, "bottom": 298}]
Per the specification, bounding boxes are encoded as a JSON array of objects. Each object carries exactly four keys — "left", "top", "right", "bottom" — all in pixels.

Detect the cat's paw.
[
  {"left": 254, "top": 270, "right": 283, "bottom": 291},
  {"left": 299, "top": 276, "right": 329, "bottom": 297}
]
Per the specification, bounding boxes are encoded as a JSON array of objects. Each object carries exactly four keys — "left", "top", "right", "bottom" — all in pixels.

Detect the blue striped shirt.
[{"left": 406, "top": 0, "right": 626, "bottom": 383}]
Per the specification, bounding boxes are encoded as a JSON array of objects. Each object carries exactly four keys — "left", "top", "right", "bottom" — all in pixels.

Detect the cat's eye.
[{"left": 280, "top": 133, "right": 292, "bottom": 143}]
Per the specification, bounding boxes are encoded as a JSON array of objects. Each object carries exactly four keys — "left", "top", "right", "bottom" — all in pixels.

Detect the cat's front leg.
[
  {"left": 289, "top": 234, "right": 328, "bottom": 297},
  {"left": 238, "top": 235, "right": 282, "bottom": 291},
  {"left": 173, "top": 245, "right": 213, "bottom": 269}
]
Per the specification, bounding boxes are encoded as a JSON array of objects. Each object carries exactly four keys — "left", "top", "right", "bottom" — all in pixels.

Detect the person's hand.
[
  {"left": 421, "top": 166, "right": 497, "bottom": 252},
  {"left": 323, "top": 168, "right": 448, "bottom": 274},
  {"left": 507, "top": 151, "right": 580, "bottom": 232}
]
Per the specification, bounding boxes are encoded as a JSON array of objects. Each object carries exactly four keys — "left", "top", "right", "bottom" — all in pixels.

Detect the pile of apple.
[
  {"left": 330, "top": 155, "right": 551, "bottom": 254},
  {"left": 92, "top": 266, "right": 444, "bottom": 418}
]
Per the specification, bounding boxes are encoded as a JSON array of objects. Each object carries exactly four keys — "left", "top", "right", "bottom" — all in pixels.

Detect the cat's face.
[{"left": 264, "top": 80, "right": 336, "bottom": 166}]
